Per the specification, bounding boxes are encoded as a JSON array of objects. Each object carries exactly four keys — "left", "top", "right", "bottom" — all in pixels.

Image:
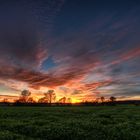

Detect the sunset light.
[{"left": 0, "top": 0, "right": 140, "bottom": 139}]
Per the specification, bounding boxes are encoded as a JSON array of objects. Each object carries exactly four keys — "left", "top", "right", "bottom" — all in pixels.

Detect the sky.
[{"left": 0, "top": 0, "right": 140, "bottom": 102}]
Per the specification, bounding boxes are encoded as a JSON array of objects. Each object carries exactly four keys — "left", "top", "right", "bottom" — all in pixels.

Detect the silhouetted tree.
[
  {"left": 110, "top": 96, "right": 116, "bottom": 102},
  {"left": 2, "top": 98, "right": 8, "bottom": 103},
  {"left": 27, "top": 97, "right": 35, "bottom": 103},
  {"left": 18, "top": 90, "right": 31, "bottom": 103},
  {"left": 95, "top": 98, "right": 100, "bottom": 103},
  {"left": 101, "top": 96, "right": 105, "bottom": 103},
  {"left": 21, "top": 90, "right": 31, "bottom": 96},
  {"left": 67, "top": 98, "right": 72, "bottom": 103},
  {"left": 44, "top": 90, "right": 56, "bottom": 104},
  {"left": 59, "top": 97, "right": 66, "bottom": 103},
  {"left": 38, "top": 97, "right": 48, "bottom": 103}
]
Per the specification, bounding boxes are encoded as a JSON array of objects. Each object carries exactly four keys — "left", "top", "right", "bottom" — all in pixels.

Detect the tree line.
[
  {"left": 15, "top": 89, "right": 72, "bottom": 104},
  {"left": 2, "top": 90, "right": 116, "bottom": 104}
]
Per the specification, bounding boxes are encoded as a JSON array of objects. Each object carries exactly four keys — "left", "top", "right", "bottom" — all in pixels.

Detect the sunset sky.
[{"left": 0, "top": 0, "right": 140, "bottom": 102}]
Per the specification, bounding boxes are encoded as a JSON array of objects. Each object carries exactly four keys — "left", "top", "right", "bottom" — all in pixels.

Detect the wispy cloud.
[{"left": 0, "top": 0, "right": 140, "bottom": 100}]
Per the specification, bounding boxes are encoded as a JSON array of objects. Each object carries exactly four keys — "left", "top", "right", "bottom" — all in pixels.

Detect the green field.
[{"left": 0, "top": 105, "right": 140, "bottom": 140}]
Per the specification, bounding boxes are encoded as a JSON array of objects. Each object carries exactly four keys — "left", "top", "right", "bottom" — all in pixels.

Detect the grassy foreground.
[{"left": 0, "top": 105, "right": 139, "bottom": 140}]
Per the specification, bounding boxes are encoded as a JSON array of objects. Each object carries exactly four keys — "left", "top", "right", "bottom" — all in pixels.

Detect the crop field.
[{"left": 0, "top": 105, "right": 139, "bottom": 140}]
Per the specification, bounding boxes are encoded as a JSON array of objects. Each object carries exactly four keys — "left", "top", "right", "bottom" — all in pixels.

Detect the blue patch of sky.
[{"left": 42, "top": 56, "right": 57, "bottom": 71}]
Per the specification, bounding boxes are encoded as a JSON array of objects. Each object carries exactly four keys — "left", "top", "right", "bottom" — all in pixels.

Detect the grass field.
[{"left": 0, "top": 105, "right": 139, "bottom": 140}]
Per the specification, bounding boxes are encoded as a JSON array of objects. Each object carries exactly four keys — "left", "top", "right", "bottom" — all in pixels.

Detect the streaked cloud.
[{"left": 0, "top": 0, "right": 140, "bottom": 101}]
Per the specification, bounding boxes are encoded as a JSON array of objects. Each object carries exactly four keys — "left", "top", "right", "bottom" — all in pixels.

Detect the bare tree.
[
  {"left": 95, "top": 98, "right": 100, "bottom": 103},
  {"left": 44, "top": 90, "right": 56, "bottom": 104},
  {"left": 101, "top": 96, "right": 105, "bottom": 103},
  {"left": 110, "top": 96, "right": 116, "bottom": 102},
  {"left": 27, "top": 97, "right": 35, "bottom": 103},
  {"left": 67, "top": 98, "right": 72, "bottom": 103},
  {"left": 21, "top": 90, "right": 31, "bottom": 97},
  {"left": 38, "top": 97, "right": 49, "bottom": 103},
  {"left": 2, "top": 98, "right": 8, "bottom": 103},
  {"left": 19, "top": 90, "right": 31, "bottom": 103},
  {"left": 58, "top": 97, "right": 66, "bottom": 103}
]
